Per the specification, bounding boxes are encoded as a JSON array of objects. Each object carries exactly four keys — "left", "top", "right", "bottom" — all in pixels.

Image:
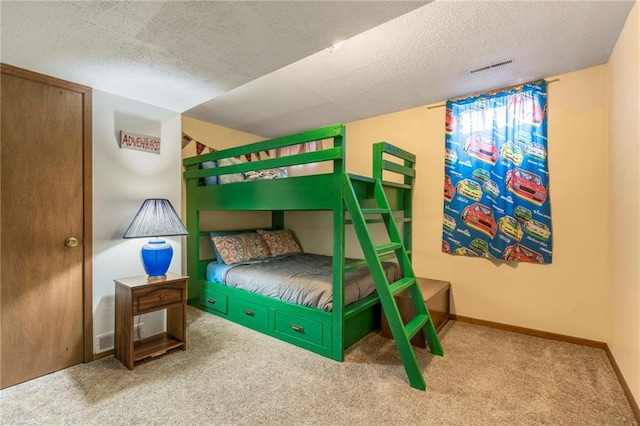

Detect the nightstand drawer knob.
[
  {"left": 243, "top": 309, "right": 255, "bottom": 317},
  {"left": 159, "top": 294, "right": 165, "bottom": 299},
  {"left": 207, "top": 298, "right": 216, "bottom": 304},
  {"left": 65, "top": 237, "right": 79, "bottom": 247}
]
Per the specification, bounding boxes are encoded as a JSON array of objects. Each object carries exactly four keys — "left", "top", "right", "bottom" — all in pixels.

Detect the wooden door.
[{"left": 1, "top": 64, "right": 92, "bottom": 388}]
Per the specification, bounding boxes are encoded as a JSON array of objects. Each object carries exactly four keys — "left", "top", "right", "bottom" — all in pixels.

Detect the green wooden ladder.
[{"left": 343, "top": 174, "right": 444, "bottom": 390}]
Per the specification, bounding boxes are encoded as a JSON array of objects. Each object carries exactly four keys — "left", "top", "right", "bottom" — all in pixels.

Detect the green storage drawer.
[
  {"left": 201, "top": 288, "right": 228, "bottom": 314},
  {"left": 275, "top": 311, "right": 323, "bottom": 347},
  {"left": 229, "top": 298, "right": 269, "bottom": 330}
]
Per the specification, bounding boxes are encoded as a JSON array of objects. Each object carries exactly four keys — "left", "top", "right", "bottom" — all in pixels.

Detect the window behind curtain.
[{"left": 442, "top": 81, "right": 552, "bottom": 264}]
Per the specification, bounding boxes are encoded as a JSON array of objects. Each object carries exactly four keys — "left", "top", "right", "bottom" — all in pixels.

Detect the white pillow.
[{"left": 217, "top": 157, "right": 245, "bottom": 184}]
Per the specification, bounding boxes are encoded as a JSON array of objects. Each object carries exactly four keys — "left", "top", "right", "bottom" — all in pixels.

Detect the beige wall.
[
  {"left": 607, "top": 0, "right": 640, "bottom": 405},
  {"left": 182, "top": 116, "right": 263, "bottom": 152},
  {"left": 334, "top": 65, "right": 610, "bottom": 342}
]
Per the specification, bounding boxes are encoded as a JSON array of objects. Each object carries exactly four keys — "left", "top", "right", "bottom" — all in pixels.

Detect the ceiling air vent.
[{"left": 469, "top": 59, "right": 514, "bottom": 74}]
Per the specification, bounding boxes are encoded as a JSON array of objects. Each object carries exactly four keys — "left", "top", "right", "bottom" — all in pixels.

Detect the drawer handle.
[
  {"left": 159, "top": 294, "right": 165, "bottom": 300},
  {"left": 206, "top": 298, "right": 216, "bottom": 304},
  {"left": 290, "top": 324, "right": 304, "bottom": 333},
  {"left": 243, "top": 309, "right": 255, "bottom": 317}
]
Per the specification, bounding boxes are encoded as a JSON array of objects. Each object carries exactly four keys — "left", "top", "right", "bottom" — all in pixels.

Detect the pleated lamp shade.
[{"left": 123, "top": 199, "right": 188, "bottom": 278}]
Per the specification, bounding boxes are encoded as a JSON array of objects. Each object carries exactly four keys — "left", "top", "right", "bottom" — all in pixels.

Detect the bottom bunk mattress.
[{"left": 206, "top": 253, "right": 401, "bottom": 311}]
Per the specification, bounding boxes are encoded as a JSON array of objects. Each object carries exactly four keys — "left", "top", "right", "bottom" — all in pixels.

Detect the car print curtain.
[{"left": 442, "top": 81, "right": 552, "bottom": 263}]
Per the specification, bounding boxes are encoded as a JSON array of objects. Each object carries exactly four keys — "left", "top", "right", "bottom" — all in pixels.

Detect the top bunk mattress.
[{"left": 206, "top": 253, "right": 401, "bottom": 311}]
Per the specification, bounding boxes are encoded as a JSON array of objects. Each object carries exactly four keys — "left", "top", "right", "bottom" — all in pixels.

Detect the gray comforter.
[{"left": 223, "top": 253, "right": 401, "bottom": 311}]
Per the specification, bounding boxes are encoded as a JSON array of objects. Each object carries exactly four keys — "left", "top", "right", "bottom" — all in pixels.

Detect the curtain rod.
[{"left": 426, "top": 78, "right": 560, "bottom": 110}]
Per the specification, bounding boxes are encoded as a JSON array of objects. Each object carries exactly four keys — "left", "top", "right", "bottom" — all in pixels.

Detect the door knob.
[{"left": 65, "top": 237, "right": 79, "bottom": 248}]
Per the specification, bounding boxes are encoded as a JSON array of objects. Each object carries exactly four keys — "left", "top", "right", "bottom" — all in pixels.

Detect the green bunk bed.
[{"left": 183, "top": 124, "right": 443, "bottom": 390}]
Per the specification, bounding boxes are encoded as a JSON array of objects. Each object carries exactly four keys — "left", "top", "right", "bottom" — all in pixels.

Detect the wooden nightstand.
[{"left": 114, "top": 273, "right": 188, "bottom": 369}]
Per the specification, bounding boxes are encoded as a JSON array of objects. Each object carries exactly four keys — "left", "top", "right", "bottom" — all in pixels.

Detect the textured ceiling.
[
  {"left": 1, "top": 1, "right": 635, "bottom": 138},
  {"left": 1, "top": 1, "right": 426, "bottom": 113}
]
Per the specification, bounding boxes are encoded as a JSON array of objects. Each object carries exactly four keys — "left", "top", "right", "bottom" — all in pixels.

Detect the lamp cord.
[{"left": 136, "top": 315, "right": 142, "bottom": 340}]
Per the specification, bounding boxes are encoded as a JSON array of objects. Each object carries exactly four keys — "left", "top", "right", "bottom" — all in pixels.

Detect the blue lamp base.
[{"left": 141, "top": 239, "right": 173, "bottom": 278}]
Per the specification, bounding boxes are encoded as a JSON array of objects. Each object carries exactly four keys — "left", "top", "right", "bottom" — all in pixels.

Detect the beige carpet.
[{"left": 1, "top": 306, "right": 637, "bottom": 425}]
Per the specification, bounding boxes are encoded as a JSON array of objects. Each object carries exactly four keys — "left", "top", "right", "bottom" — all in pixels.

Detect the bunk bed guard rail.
[{"left": 183, "top": 124, "right": 346, "bottom": 185}]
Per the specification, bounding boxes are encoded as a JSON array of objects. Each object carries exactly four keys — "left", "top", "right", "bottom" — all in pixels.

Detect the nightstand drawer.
[
  {"left": 275, "top": 311, "right": 323, "bottom": 347},
  {"left": 133, "top": 285, "right": 184, "bottom": 314},
  {"left": 201, "top": 288, "right": 228, "bottom": 314}
]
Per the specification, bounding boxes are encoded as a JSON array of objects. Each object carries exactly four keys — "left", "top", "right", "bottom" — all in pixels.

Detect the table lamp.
[{"left": 123, "top": 199, "right": 188, "bottom": 279}]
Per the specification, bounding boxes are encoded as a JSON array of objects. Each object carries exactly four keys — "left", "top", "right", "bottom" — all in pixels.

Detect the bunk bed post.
[
  {"left": 185, "top": 163, "right": 201, "bottom": 306},
  {"left": 271, "top": 210, "right": 284, "bottom": 230},
  {"left": 372, "top": 143, "right": 383, "bottom": 181},
  {"left": 331, "top": 125, "right": 347, "bottom": 361}
]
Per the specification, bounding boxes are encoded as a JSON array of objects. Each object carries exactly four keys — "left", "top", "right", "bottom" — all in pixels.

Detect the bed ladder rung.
[
  {"left": 405, "top": 314, "right": 431, "bottom": 340},
  {"left": 380, "top": 181, "right": 412, "bottom": 190},
  {"left": 345, "top": 218, "right": 383, "bottom": 225},
  {"left": 345, "top": 217, "right": 411, "bottom": 225},
  {"left": 361, "top": 208, "right": 389, "bottom": 215},
  {"left": 344, "top": 259, "right": 368, "bottom": 272},
  {"left": 389, "top": 277, "right": 416, "bottom": 295},
  {"left": 345, "top": 252, "right": 397, "bottom": 272},
  {"left": 376, "top": 242, "right": 403, "bottom": 255}
]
